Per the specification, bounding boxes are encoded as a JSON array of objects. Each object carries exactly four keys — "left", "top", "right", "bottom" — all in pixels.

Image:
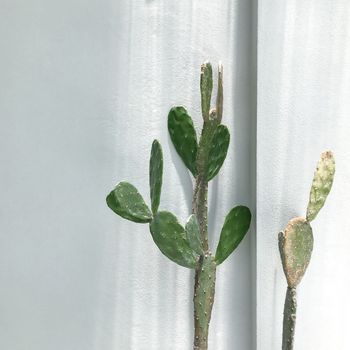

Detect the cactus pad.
[
  {"left": 205, "top": 124, "right": 230, "bottom": 181},
  {"left": 106, "top": 182, "right": 152, "bottom": 223},
  {"left": 149, "top": 140, "right": 163, "bottom": 214},
  {"left": 200, "top": 62, "right": 213, "bottom": 121},
  {"left": 150, "top": 211, "right": 198, "bottom": 268},
  {"left": 215, "top": 206, "right": 251, "bottom": 265},
  {"left": 168, "top": 106, "right": 198, "bottom": 176},
  {"left": 279, "top": 217, "right": 314, "bottom": 288},
  {"left": 185, "top": 214, "right": 204, "bottom": 255},
  {"left": 306, "top": 151, "right": 335, "bottom": 222}
]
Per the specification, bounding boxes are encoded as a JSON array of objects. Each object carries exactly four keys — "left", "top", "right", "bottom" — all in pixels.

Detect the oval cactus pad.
[
  {"left": 149, "top": 140, "right": 163, "bottom": 214},
  {"left": 150, "top": 211, "right": 198, "bottom": 268},
  {"left": 106, "top": 182, "right": 152, "bottom": 223},
  {"left": 215, "top": 206, "right": 251, "bottom": 265},
  {"left": 168, "top": 106, "right": 198, "bottom": 176},
  {"left": 306, "top": 151, "right": 335, "bottom": 222},
  {"left": 279, "top": 217, "right": 314, "bottom": 288},
  {"left": 205, "top": 124, "right": 230, "bottom": 181}
]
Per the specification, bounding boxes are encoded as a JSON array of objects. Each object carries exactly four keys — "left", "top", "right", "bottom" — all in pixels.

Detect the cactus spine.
[
  {"left": 279, "top": 151, "right": 335, "bottom": 350},
  {"left": 106, "top": 62, "right": 251, "bottom": 349}
]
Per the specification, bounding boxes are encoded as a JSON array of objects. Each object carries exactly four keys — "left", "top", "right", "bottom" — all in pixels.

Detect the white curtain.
[{"left": 0, "top": 1, "right": 349, "bottom": 349}]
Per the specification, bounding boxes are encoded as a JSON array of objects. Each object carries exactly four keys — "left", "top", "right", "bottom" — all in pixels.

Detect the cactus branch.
[
  {"left": 192, "top": 64, "right": 222, "bottom": 350},
  {"left": 192, "top": 160, "right": 215, "bottom": 349},
  {"left": 193, "top": 254, "right": 216, "bottom": 350},
  {"left": 282, "top": 287, "right": 297, "bottom": 350}
]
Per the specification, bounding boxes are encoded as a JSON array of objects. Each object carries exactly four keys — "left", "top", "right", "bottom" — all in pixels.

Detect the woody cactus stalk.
[
  {"left": 279, "top": 151, "right": 335, "bottom": 350},
  {"left": 106, "top": 62, "right": 251, "bottom": 350}
]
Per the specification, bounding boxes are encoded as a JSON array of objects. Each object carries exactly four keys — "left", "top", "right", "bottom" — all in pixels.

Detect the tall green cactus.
[
  {"left": 106, "top": 62, "right": 251, "bottom": 350},
  {"left": 279, "top": 151, "right": 335, "bottom": 350}
]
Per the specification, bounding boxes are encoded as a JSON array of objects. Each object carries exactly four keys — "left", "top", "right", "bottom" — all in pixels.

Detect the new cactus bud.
[
  {"left": 200, "top": 62, "right": 213, "bottom": 121},
  {"left": 216, "top": 63, "right": 223, "bottom": 123}
]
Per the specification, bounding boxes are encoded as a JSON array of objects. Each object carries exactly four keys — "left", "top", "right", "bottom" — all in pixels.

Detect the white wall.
[
  {"left": 0, "top": 1, "right": 256, "bottom": 349},
  {"left": 257, "top": 1, "right": 350, "bottom": 349}
]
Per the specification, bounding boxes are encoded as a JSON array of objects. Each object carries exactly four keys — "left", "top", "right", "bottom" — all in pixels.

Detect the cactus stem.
[
  {"left": 192, "top": 112, "right": 218, "bottom": 350},
  {"left": 282, "top": 287, "right": 297, "bottom": 350}
]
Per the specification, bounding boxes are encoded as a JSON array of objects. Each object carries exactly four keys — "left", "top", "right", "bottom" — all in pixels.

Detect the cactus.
[
  {"left": 279, "top": 151, "right": 335, "bottom": 350},
  {"left": 106, "top": 62, "right": 251, "bottom": 350}
]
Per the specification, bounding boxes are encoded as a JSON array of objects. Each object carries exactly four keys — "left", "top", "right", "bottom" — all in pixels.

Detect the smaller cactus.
[{"left": 279, "top": 151, "right": 335, "bottom": 350}]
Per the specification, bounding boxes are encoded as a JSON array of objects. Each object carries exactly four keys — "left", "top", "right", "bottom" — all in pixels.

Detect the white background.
[{"left": 0, "top": 0, "right": 349, "bottom": 349}]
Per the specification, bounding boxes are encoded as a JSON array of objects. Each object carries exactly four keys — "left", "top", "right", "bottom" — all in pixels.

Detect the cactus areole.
[
  {"left": 106, "top": 62, "right": 251, "bottom": 350},
  {"left": 279, "top": 151, "right": 335, "bottom": 350}
]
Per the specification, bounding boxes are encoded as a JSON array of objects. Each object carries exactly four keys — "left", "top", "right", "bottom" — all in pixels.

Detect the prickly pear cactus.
[
  {"left": 279, "top": 151, "right": 335, "bottom": 350},
  {"left": 106, "top": 62, "right": 251, "bottom": 350}
]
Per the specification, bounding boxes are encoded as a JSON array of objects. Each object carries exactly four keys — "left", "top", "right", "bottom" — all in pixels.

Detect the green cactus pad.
[
  {"left": 194, "top": 254, "right": 216, "bottom": 339},
  {"left": 215, "top": 206, "right": 251, "bottom": 265},
  {"left": 306, "top": 151, "right": 335, "bottom": 222},
  {"left": 185, "top": 214, "right": 204, "bottom": 255},
  {"left": 150, "top": 211, "right": 198, "bottom": 268},
  {"left": 149, "top": 140, "right": 163, "bottom": 214},
  {"left": 279, "top": 217, "right": 314, "bottom": 288},
  {"left": 205, "top": 124, "right": 230, "bottom": 181},
  {"left": 200, "top": 62, "right": 213, "bottom": 121},
  {"left": 106, "top": 182, "right": 152, "bottom": 223},
  {"left": 168, "top": 106, "right": 198, "bottom": 176}
]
